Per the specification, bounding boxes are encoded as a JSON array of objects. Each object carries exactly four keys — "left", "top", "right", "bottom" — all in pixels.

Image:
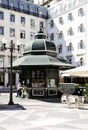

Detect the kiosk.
[{"left": 13, "top": 29, "right": 73, "bottom": 98}]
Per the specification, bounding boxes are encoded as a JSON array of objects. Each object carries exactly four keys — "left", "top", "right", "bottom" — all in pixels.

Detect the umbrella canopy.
[
  {"left": 12, "top": 55, "right": 73, "bottom": 69},
  {"left": 61, "top": 65, "right": 88, "bottom": 77}
]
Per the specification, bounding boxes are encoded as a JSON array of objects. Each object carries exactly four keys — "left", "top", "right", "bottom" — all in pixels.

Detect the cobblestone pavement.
[{"left": 0, "top": 93, "right": 88, "bottom": 130}]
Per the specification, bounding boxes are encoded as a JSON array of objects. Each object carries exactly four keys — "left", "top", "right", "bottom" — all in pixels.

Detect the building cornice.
[
  {"left": 41, "top": 0, "right": 53, "bottom": 6},
  {"left": 48, "top": 0, "right": 88, "bottom": 19}
]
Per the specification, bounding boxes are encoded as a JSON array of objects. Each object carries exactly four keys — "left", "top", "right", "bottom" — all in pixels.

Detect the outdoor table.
[{"left": 66, "top": 95, "right": 84, "bottom": 108}]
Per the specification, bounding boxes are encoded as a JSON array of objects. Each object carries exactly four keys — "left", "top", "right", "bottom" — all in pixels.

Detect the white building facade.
[
  {"left": 47, "top": 0, "right": 88, "bottom": 67},
  {"left": 0, "top": 0, "right": 48, "bottom": 87},
  {"left": 1, "top": 0, "right": 88, "bottom": 87}
]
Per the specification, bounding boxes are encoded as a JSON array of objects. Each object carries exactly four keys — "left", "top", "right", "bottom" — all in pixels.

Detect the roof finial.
[{"left": 40, "top": 25, "right": 42, "bottom": 31}]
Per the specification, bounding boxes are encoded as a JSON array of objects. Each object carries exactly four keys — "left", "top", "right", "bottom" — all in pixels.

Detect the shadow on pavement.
[
  {"left": 0, "top": 104, "right": 26, "bottom": 111},
  {"left": 78, "top": 107, "right": 88, "bottom": 110},
  {"left": 37, "top": 98, "right": 61, "bottom": 103}
]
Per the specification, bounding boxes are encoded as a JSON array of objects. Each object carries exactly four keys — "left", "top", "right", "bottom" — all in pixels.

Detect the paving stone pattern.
[{"left": 0, "top": 93, "right": 88, "bottom": 130}]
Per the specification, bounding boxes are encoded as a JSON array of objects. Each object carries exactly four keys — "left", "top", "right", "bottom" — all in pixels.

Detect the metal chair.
[
  {"left": 77, "top": 96, "right": 84, "bottom": 108},
  {"left": 67, "top": 95, "right": 78, "bottom": 108}
]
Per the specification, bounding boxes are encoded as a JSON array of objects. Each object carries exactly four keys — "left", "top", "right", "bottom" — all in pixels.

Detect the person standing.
[{"left": 17, "top": 81, "right": 22, "bottom": 97}]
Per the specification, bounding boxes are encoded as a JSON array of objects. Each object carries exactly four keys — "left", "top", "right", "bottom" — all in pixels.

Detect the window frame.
[
  {"left": 50, "top": 20, "right": 54, "bottom": 28},
  {"left": 50, "top": 33, "right": 54, "bottom": 41},
  {"left": 78, "top": 24, "right": 84, "bottom": 32},
  {"left": 21, "top": 16, "right": 25, "bottom": 24},
  {"left": 0, "top": 11, "right": 4, "bottom": 20},
  {"left": 78, "top": 40, "right": 84, "bottom": 49},
  {"left": 10, "top": 28, "right": 15, "bottom": 37},
  {"left": 68, "top": 27, "right": 73, "bottom": 36},
  {"left": 58, "top": 45, "right": 62, "bottom": 54},
  {"left": 30, "top": 19, "right": 35, "bottom": 27},
  {"left": 79, "top": 57, "right": 84, "bottom": 66},
  {"left": 58, "top": 31, "right": 63, "bottom": 38},
  {"left": 40, "top": 21, "right": 44, "bottom": 29},
  {"left": 67, "top": 43, "right": 72, "bottom": 52},
  {"left": 68, "top": 13, "right": 73, "bottom": 21},
  {"left": 20, "top": 30, "right": 25, "bottom": 39},
  {"left": 67, "top": 56, "right": 72, "bottom": 64},
  {"left": 10, "top": 14, "right": 15, "bottom": 22},
  {"left": 78, "top": 8, "right": 84, "bottom": 16},
  {"left": 59, "top": 17, "right": 63, "bottom": 24},
  {"left": 0, "top": 26, "right": 4, "bottom": 35},
  {"left": 30, "top": 32, "right": 35, "bottom": 40}
]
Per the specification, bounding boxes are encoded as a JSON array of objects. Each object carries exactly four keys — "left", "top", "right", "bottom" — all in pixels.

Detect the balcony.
[{"left": 0, "top": 4, "right": 48, "bottom": 19}]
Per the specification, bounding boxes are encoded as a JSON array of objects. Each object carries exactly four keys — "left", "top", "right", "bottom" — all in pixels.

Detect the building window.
[
  {"left": 59, "top": 17, "right": 63, "bottom": 24},
  {"left": 78, "top": 24, "right": 84, "bottom": 32},
  {"left": 0, "top": 58, "right": 4, "bottom": 68},
  {"left": 40, "top": 21, "right": 44, "bottom": 29},
  {"left": 73, "top": 0, "right": 77, "bottom": 4},
  {"left": 68, "top": 13, "right": 73, "bottom": 21},
  {"left": 0, "top": 11, "right": 4, "bottom": 20},
  {"left": 58, "top": 45, "right": 62, "bottom": 53},
  {"left": 21, "top": 17, "right": 25, "bottom": 24},
  {"left": 47, "top": 5, "right": 50, "bottom": 7},
  {"left": 79, "top": 57, "right": 84, "bottom": 66},
  {"left": 0, "top": 26, "right": 4, "bottom": 35},
  {"left": 30, "top": 32, "right": 35, "bottom": 40},
  {"left": 10, "top": 14, "right": 15, "bottom": 22},
  {"left": 67, "top": 56, "right": 72, "bottom": 64},
  {"left": 58, "top": 31, "right": 63, "bottom": 38},
  {"left": 0, "top": 42, "right": 4, "bottom": 51},
  {"left": 67, "top": 27, "right": 73, "bottom": 35},
  {"left": 78, "top": 40, "right": 84, "bottom": 49},
  {"left": 30, "top": 5, "right": 34, "bottom": 12},
  {"left": 20, "top": 30, "right": 25, "bottom": 39},
  {"left": 67, "top": 43, "right": 72, "bottom": 52},
  {"left": 78, "top": 8, "right": 84, "bottom": 16},
  {"left": 10, "top": 28, "right": 15, "bottom": 37},
  {"left": 27, "top": 5, "right": 30, "bottom": 11},
  {"left": 38, "top": 8, "right": 42, "bottom": 17},
  {"left": 30, "top": 19, "right": 35, "bottom": 27},
  {"left": 10, "top": 1, "right": 14, "bottom": 7},
  {"left": 0, "top": 0, "right": 2, "bottom": 3},
  {"left": 50, "top": 20, "right": 54, "bottom": 28},
  {"left": 50, "top": 33, "right": 54, "bottom": 41},
  {"left": 20, "top": 4, "right": 24, "bottom": 10}
]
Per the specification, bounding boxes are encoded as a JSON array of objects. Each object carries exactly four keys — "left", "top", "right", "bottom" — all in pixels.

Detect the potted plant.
[{"left": 84, "top": 83, "right": 88, "bottom": 101}]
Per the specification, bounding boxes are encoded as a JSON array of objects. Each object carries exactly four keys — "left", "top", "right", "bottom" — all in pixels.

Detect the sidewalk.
[{"left": 0, "top": 93, "right": 88, "bottom": 130}]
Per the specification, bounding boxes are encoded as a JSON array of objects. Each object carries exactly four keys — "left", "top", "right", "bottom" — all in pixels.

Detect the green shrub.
[
  {"left": 21, "top": 87, "right": 29, "bottom": 98},
  {"left": 75, "top": 84, "right": 79, "bottom": 89},
  {"left": 84, "top": 83, "right": 88, "bottom": 100}
]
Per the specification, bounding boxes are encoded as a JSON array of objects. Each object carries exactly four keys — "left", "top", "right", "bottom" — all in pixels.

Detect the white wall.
[
  {"left": 0, "top": 7, "right": 47, "bottom": 87},
  {"left": 0, "top": 8, "right": 47, "bottom": 67},
  {"left": 47, "top": 0, "right": 88, "bottom": 66}
]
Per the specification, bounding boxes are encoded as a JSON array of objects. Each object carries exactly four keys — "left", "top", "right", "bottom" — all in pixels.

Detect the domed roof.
[
  {"left": 13, "top": 29, "right": 73, "bottom": 69},
  {"left": 23, "top": 29, "right": 57, "bottom": 56}
]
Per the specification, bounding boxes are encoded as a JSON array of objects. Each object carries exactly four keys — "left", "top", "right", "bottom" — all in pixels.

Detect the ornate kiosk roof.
[
  {"left": 13, "top": 29, "right": 73, "bottom": 69},
  {"left": 23, "top": 29, "right": 57, "bottom": 57}
]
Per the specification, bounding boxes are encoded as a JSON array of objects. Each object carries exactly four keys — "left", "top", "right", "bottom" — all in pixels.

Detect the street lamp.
[{"left": 3, "top": 40, "right": 20, "bottom": 105}]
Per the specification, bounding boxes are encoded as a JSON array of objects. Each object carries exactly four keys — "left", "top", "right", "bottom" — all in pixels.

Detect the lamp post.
[{"left": 3, "top": 40, "right": 20, "bottom": 105}]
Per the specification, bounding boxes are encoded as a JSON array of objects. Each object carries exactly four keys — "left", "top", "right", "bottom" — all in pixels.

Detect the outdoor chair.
[
  {"left": 66, "top": 95, "right": 78, "bottom": 108},
  {"left": 77, "top": 96, "right": 84, "bottom": 108},
  {"left": 61, "top": 94, "right": 68, "bottom": 104}
]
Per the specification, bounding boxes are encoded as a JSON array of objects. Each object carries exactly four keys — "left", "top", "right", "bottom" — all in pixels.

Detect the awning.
[{"left": 61, "top": 65, "right": 88, "bottom": 77}]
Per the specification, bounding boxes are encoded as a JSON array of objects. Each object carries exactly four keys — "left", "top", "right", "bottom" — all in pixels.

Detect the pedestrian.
[{"left": 16, "top": 81, "right": 22, "bottom": 97}]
